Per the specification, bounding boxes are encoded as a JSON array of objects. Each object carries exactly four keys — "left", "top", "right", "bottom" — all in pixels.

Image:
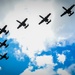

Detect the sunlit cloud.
[{"left": 0, "top": 0, "right": 75, "bottom": 75}]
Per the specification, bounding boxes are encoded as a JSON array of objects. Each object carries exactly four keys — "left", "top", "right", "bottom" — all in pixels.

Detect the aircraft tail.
[
  {"left": 62, "top": 7, "right": 67, "bottom": 10},
  {"left": 5, "top": 30, "right": 9, "bottom": 35},
  {"left": 6, "top": 56, "right": 9, "bottom": 60},
  {"left": 25, "top": 24, "right": 29, "bottom": 29},
  {"left": 46, "top": 20, "right": 51, "bottom": 24},
  {"left": 5, "top": 44, "right": 9, "bottom": 48},
  {"left": 69, "top": 12, "right": 74, "bottom": 16}
]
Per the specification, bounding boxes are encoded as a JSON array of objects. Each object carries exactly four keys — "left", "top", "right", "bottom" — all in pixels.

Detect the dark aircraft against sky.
[
  {"left": 16, "top": 18, "right": 29, "bottom": 29},
  {"left": 61, "top": 4, "right": 75, "bottom": 17},
  {"left": 0, "top": 53, "right": 9, "bottom": 60},
  {"left": 0, "top": 4, "right": 75, "bottom": 61},
  {"left": 0, "top": 40, "right": 9, "bottom": 48},
  {"left": 39, "top": 13, "right": 51, "bottom": 25},
  {"left": 0, "top": 25, "right": 9, "bottom": 35}
]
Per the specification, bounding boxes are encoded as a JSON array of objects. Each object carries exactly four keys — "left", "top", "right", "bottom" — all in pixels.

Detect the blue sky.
[
  {"left": 0, "top": 35, "right": 30, "bottom": 75},
  {"left": 0, "top": 0, "right": 75, "bottom": 75},
  {"left": 1, "top": 36, "right": 75, "bottom": 75}
]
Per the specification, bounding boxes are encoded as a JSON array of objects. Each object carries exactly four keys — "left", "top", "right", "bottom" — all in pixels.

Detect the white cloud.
[
  {"left": 51, "top": 0, "right": 75, "bottom": 43},
  {"left": 57, "top": 68, "right": 70, "bottom": 75},
  {"left": 57, "top": 54, "right": 66, "bottom": 64},
  {"left": 2, "top": 0, "right": 72, "bottom": 60},
  {"left": 20, "top": 55, "right": 56, "bottom": 75},
  {"left": 1, "top": 0, "right": 74, "bottom": 60},
  {"left": 20, "top": 65, "right": 56, "bottom": 75},
  {"left": 0, "top": 0, "right": 75, "bottom": 75},
  {"left": 14, "top": 49, "right": 25, "bottom": 60},
  {"left": 35, "top": 55, "right": 54, "bottom": 67},
  {"left": 3, "top": 0, "right": 57, "bottom": 59},
  {"left": 0, "top": 0, "right": 75, "bottom": 59},
  {"left": 57, "top": 64, "right": 75, "bottom": 75}
]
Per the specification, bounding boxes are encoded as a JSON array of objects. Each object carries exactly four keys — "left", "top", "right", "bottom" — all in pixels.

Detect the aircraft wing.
[
  {"left": 0, "top": 28, "right": 1, "bottom": 30},
  {"left": 17, "top": 24, "right": 22, "bottom": 29},
  {"left": 3, "top": 25, "right": 7, "bottom": 29},
  {"left": 23, "top": 18, "right": 28, "bottom": 23},
  {"left": 61, "top": 11, "right": 67, "bottom": 17},
  {"left": 0, "top": 30, "right": 2, "bottom": 34},
  {"left": 2, "top": 25, "right": 7, "bottom": 32},
  {"left": 4, "top": 53, "right": 7, "bottom": 56},
  {"left": 45, "top": 13, "right": 51, "bottom": 18},
  {"left": 39, "top": 20, "right": 44, "bottom": 25},
  {"left": 69, "top": 4, "right": 75, "bottom": 10},
  {"left": 0, "top": 26, "right": 7, "bottom": 34},
  {"left": 4, "top": 40, "right": 7, "bottom": 43}
]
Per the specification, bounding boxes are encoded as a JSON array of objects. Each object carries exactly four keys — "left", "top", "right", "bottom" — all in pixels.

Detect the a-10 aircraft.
[
  {"left": 39, "top": 13, "right": 51, "bottom": 25},
  {"left": 61, "top": 4, "right": 75, "bottom": 17},
  {"left": 0, "top": 25, "right": 9, "bottom": 35},
  {"left": 0, "top": 53, "right": 9, "bottom": 60},
  {"left": 16, "top": 18, "right": 29, "bottom": 29},
  {"left": 0, "top": 40, "right": 9, "bottom": 48}
]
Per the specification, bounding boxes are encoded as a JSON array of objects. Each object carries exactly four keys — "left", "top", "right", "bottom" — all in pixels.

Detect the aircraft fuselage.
[
  {"left": 67, "top": 10, "right": 71, "bottom": 14},
  {"left": 44, "top": 18, "right": 48, "bottom": 22}
]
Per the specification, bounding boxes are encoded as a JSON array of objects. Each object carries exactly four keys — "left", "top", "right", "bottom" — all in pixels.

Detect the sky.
[{"left": 0, "top": 0, "right": 75, "bottom": 75}]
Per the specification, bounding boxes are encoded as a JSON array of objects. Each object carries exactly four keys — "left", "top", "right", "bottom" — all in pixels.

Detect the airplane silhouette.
[
  {"left": 39, "top": 13, "right": 51, "bottom": 25},
  {"left": 61, "top": 4, "right": 75, "bottom": 17},
  {"left": 0, "top": 25, "right": 9, "bottom": 35},
  {"left": 0, "top": 40, "right": 9, "bottom": 48},
  {"left": 0, "top": 53, "right": 9, "bottom": 60},
  {"left": 16, "top": 18, "right": 29, "bottom": 29}
]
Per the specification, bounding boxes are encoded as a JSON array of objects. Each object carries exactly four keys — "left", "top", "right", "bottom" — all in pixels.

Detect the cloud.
[
  {"left": 1, "top": 0, "right": 74, "bottom": 60},
  {"left": 2, "top": 0, "right": 74, "bottom": 60},
  {"left": 51, "top": 0, "right": 75, "bottom": 42},
  {"left": 57, "top": 54, "right": 66, "bottom": 64},
  {"left": 0, "top": 0, "right": 75, "bottom": 75},
  {"left": 57, "top": 68, "right": 70, "bottom": 75},
  {"left": 20, "top": 65, "right": 56, "bottom": 75},
  {"left": 13, "top": 49, "right": 25, "bottom": 61},
  {"left": 0, "top": 0, "right": 21, "bottom": 21},
  {"left": 35, "top": 55, "right": 54, "bottom": 67},
  {"left": 2, "top": 0, "right": 57, "bottom": 59},
  {"left": 20, "top": 54, "right": 56, "bottom": 75}
]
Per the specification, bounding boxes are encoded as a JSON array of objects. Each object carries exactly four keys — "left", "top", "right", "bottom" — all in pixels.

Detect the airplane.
[
  {"left": 16, "top": 18, "right": 29, "bottom": 29},
  {"left": 39, "top": 13, "right": 51, "bottom": 25},
  {"left": 0, "top": 53, "right": 9, "bottom": 60},
  {"left": 61, "top": 4, "right": 75, "bottom": 17},
  {"left": 0, "top": 40, "right": 9, "bottom": 48},
  {"left": 0, "top": 25, "right": 9, "bottom": 35}
]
